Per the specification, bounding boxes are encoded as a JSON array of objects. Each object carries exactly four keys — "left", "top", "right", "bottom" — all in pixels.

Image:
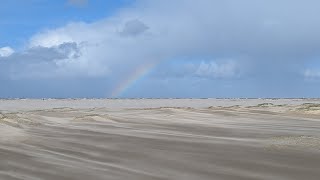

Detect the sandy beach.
[{"left": 1, "top": 99, "right": 320, "bottom": 180}]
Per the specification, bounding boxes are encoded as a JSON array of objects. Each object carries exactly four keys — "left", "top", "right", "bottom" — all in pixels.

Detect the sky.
[{"left": 1, "top": 0, "right": 320, "bottom": 98}]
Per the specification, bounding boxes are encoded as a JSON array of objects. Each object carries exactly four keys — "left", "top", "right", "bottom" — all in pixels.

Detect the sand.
[{"left": 1, "top": 99, "right": 320, "bottom": 180}]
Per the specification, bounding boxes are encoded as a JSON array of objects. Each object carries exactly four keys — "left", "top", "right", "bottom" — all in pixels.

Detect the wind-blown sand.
[{"left": 1, "top": 99, "right": 320, "bottom": 180}]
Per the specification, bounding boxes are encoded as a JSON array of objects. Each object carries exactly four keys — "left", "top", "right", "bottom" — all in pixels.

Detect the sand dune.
[{"left": 1, "top": 99, "right": 320, "bottom": 179}]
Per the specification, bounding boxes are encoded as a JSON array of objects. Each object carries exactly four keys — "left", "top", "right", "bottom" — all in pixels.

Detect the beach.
[{"left": 1, "top": 99, "right": 320, "bottom": 180}]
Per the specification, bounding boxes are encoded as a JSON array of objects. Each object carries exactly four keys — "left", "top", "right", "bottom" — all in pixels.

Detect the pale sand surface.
[{"left": 1, "top": 99, "right": 320, "bottom": 180}]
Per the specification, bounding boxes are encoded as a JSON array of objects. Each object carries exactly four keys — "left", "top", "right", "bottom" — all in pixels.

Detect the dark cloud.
[
  {"left": 119, "top": 19, "right": 149, "bottom": 37},
  {"left": 0, "top": 43, "right": 81, "bottom": 79}
]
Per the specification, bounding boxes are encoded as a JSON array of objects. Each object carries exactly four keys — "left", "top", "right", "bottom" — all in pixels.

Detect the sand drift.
[{"left": 1, "top": 99, "right": 320, "bottom": 180}]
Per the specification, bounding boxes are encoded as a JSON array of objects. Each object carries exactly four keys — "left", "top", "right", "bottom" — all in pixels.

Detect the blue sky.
[
  {"left": 1, "top": 0, "right": 320, "bottom": 98},
  {"left": 0, "top": 0, "right": 134, "bottom": 48}
]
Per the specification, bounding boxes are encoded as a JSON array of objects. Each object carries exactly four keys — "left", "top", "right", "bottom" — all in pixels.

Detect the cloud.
[
  {"left": 0, "top": 43, "right": 109, "bottom": 79},
  {"left": 119, "top": 19, "right": 149, "bottom": 37},
  {"left": 2, "top": 0, "right": 320, "bottom": 97},
  {"left": 195, "top": 61, "right": 239, "bottom": 79},
  {"left": 304, "top": 69, "right": 320, "bottom": 80},
  {"left": 153, "top": 60, "right": 240, "bottom": 79},
  {"left": 0, "top": 47, "right": 14, "bottom": 57},
  {"left": 67, "top": 0, "right": 88, "bottom": 7},
  {"left": 27, "top": 0, "right": 320, "bottom": 72}
]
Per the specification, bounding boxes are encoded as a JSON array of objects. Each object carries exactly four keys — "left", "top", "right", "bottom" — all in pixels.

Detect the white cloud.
[
  {"left": 304, "top": 69, "right": 320, "bottom": 79},
  {"left": 2, "top": 0, "right": 320, "bottom": 81},
  {"left": 30, "top": 32, "right": 74, "bottom": 48},
  {"left": 0, "top": 47, "right": 14, "bottom": 57},
  {"left": 153, "top": 60, "right": 240, "bottom": 79},
  {"left": 195, "top": 61, "right": 239, "bottom": 79}
]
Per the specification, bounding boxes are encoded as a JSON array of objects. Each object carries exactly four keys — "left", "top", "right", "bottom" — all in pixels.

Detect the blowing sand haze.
[{"left": 1, "top": 99, "right": 320, "bottom": 180}]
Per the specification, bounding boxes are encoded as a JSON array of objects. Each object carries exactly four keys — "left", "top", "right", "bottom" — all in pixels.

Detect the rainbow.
[{"left": 110, "top": 61, "right": 158, "bottom": 97}]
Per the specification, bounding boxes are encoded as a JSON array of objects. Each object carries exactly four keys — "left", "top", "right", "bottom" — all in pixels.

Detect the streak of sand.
[{"left": 0, "top": 99, "right": 320, "bottom": 180}]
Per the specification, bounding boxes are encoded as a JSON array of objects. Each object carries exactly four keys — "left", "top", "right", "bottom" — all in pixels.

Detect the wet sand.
[{"left": 1, "top": 99, "right": 320, "bottom": 180}]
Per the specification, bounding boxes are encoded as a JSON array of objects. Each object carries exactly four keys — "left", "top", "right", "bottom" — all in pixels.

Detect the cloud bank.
[{"left": 1, "top": 0, "right": 320, "bottom": 97}]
